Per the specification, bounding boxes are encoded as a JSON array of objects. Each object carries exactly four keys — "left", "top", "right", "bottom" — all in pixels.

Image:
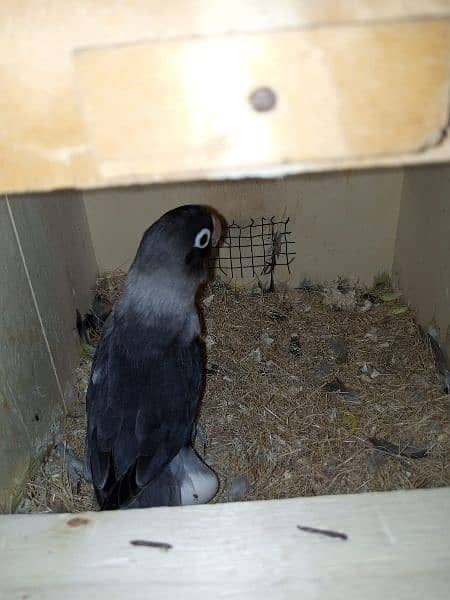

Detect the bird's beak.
[{"left": 211, "top": 213, "right": 222, "bottom": 247}]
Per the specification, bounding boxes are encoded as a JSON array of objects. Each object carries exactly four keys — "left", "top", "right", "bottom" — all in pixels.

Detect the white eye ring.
[{"left": 194, "top": 228, "right": 211, "bottom": 249}]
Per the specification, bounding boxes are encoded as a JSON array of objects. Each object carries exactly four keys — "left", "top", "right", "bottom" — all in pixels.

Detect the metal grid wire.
[{"left": 210, "top": 217, "right": 295, "bottom": 279}]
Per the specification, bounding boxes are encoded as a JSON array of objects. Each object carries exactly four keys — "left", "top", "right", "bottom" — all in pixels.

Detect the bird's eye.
[{"left": 193, "top": 228, "right": 211, "bottom": 249}]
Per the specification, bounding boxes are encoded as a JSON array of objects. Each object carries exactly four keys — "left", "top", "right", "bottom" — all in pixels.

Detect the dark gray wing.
[{"left": 85, "top": 313, "right": 204, "bottom": 509}]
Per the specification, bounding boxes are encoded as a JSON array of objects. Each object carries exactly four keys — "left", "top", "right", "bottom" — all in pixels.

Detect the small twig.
[
  {"left": 130, "top": 540, "right": 173, "bottom": 550},
  {"left": 431, "top": 395, "right": 450, "bottom": 402},
  {"left": 264, "top": 406, "right": 284, "bottom": 422},
  {"left": 297, "top": 525, "right": 348, "bottom": 540}
]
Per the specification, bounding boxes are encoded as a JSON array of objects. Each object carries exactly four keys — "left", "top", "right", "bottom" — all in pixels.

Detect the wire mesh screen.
[{"left": 210, "top": 217, "right": 295, "bottom": 280}]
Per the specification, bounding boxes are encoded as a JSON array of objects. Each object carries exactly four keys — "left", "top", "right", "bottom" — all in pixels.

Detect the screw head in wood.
[{"left": 249, "top": 86, "right": 277, "bottom": 112}]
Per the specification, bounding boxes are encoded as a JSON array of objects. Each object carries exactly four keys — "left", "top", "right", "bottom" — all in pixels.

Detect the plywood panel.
[
  {"left": 0, "top": 193, "right": 97, "bottom": 510},
  {"left": 9, "top": 192, "right": 98, "bottom": 397},
  {"left": 0, "top": 397, "right": 32, "bottom": 514},
  {"left": 75, "top": 21, "right": 450, "bottom": 183},
  {"left": 84, "top": 168, "right": 402, "bottom": 285},
  {"left": 0, "top": 1, "right": 449, "bottom": 193},
  {"left": 0, "top": 199, "right": 63, "bottom": 510},
  {"left": 393, "top": 164, "right": 450, "bottom": 357},
  {"left": 0, "top": 488, "right": 449, "bottom": 598}
]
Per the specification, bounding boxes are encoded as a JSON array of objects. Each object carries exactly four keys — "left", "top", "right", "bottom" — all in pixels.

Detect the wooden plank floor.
[{"left": 1, "top": 488, "right": 449, "bottom": 599}]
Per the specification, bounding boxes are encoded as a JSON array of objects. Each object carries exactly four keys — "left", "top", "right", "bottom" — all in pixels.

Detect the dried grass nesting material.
[{"left": 18, "top": 273, "right": 450, "bottom": 513}]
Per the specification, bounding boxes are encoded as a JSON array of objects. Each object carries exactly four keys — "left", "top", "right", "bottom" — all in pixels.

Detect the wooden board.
[
  {"left": 1, "top": 2, "right": 450, "bottom": 194},
  {"left": 74, "top": 21, "right": 450, "bottom": 183},
  {"left": 1, "top": 488, "right": 450, "bottom": 599}
]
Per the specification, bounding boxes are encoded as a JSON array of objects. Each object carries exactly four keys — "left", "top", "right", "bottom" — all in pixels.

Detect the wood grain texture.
[
  {"left": 0, "top": 193, "right": 98, "bottom": 512},
  {"left": 0, "top": 1, "right": 450, "bottom": 193},
  {"left": 1, "top": 488, "right": 449, "bottom": 599},
  {"left": 74, "top": 21, "right": 450, "bottom": 182},
  {"left": 0, "top": 199, "right": 62, "bottom": 511},
  {"left": 393, "top": 164, "right": 450, "bottom": 358}
]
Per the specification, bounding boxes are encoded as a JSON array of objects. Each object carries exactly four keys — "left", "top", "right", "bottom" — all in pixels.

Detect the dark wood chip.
[
  {"left": 130, "top": 540, "right": 173, "bottom": 550},
  {"left": 297, "top": 525, "right": 348, "bottom": 540},
  {"left": 368, "top": 437, "right": 430, "bottom": 459}
]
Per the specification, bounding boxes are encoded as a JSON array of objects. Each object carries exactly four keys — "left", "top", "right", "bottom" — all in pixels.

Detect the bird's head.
[
  {"left": 133, "top": 204, "right": 222, "bottom": 279},
  {"left": 123, "top": 205, "right": 224, "bottom": 318}
]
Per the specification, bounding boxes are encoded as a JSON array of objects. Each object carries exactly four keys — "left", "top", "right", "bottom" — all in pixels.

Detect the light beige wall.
[
  {"left": 393, "top": 164, "right": 450, "bottom": 357},
  {"left": 84, "top": 168, "right": 403, "bottom": 286},
  {"left": 0, "top": 192, "right": 97, "bottom": 512}
]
